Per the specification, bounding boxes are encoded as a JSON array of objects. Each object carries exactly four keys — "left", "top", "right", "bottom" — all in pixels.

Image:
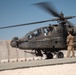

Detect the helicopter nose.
[
  {"left": 10, "top": 37, "right": 19, "bottom": 48},
  {"left": 10, "top": 41, "right": 17, "bottom": 47}
]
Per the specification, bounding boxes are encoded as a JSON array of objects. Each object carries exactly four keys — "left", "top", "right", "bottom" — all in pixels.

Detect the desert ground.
[{"left": 0, "top": 63, "right": 76, "bottom": 75}]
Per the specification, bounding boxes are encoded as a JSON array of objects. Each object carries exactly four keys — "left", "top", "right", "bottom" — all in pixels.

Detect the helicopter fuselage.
[{"left": 10, "top": 23, "right": 76, "bottom": 59}]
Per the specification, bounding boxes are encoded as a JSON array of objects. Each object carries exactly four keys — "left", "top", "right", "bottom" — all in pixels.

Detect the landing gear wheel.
[
  {"left": 56, "top": 51, "right": 64, "bottom": 58},
  {"left": 46, "top": 52, "right": 53, "bottom": 59}
]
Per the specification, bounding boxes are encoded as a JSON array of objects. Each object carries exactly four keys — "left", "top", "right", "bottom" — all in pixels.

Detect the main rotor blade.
[
  {"left": 0, "top": 19, "right": 57, "bottom": 29},
  {"left": 63, "top": 16, "right": 76, "bottom": 27},
  {"left": 65, "top": 16, "right": 76, "bottom": 20},
  {"left": 34, "top": 2, "right": 61, "bottom": 18}
]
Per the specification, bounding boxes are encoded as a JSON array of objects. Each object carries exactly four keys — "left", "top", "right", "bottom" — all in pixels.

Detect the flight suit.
[{"left": 66, "top": 34, "right": 75, "bottom": 57}]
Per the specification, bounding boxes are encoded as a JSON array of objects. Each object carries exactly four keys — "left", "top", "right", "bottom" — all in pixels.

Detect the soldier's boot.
[{"left": 72, "top": 51, "right": 75, "bottom": 57}]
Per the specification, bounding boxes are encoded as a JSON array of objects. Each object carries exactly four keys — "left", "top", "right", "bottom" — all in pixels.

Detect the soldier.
[{"left": 66, "top": 30, "right": 75, "bottom": 57}]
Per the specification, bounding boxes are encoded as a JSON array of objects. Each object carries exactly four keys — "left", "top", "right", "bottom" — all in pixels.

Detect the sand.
[{"left": 0, "top": 63, "right": 76, "bottom": 75}]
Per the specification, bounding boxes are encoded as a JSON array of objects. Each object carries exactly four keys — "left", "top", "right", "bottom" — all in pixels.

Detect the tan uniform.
[{"left": 67, "top": 34, "right": 75, "bottom": 57}]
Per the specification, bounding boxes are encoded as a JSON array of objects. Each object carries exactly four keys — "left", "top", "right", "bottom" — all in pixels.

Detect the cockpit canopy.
[{"left": 24, "top": 26, "right": 54, "bottom": 39}]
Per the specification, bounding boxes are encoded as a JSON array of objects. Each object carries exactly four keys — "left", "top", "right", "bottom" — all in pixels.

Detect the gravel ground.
[{"left": 0, "top": 63, "right": 76, "bottom": 75}]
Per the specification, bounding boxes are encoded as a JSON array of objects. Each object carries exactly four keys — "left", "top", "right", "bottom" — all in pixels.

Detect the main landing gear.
[
  {"left": 35, "top": 50, "right": 64, "bottom": 59},
  {"left": 56, "top": 51, "right": 64, "bottom": 58},
  {"left": 46, "top": 51, "right": 53, "bottom": 59},
  {"left": 45, "top": 51, "right": 64, "bottom": 59}
]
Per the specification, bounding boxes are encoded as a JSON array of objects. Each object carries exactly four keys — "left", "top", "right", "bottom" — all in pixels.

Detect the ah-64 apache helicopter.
[{"left": 0, "top": 2, "right": 76, "bottom": 59}]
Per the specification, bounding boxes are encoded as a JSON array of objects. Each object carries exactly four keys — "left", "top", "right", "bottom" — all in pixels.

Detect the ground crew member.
[{"left": 66, "top": 30, "right": 75, "bottom": 57}]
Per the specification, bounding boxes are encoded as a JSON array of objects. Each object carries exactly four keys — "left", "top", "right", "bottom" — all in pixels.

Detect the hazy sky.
[{"left": 0, "top": 0, "right": 76, "bottom": 40}]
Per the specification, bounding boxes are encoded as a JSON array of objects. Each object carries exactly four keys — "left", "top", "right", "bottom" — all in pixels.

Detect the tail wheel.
[
  {"left": 46, "top": 52, "right": 53, "bottom": 59},
  {"left": 56, "top": 51, "right": 64, "bottom": 58}
]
